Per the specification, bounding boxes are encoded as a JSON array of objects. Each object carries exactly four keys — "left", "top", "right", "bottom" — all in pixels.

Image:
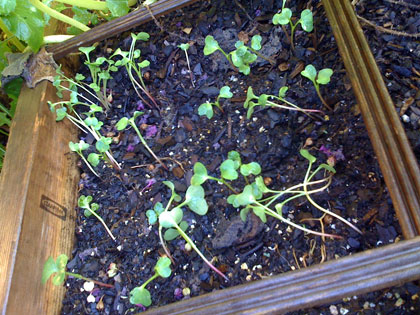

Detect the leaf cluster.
[
  {"left": 198, "top": 86, "right": 232, "bottom": 119},
  {"left": 204, "top": 34, "right": 264, "bottom": 75}
]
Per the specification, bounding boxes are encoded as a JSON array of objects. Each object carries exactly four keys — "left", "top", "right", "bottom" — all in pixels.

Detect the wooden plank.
[
  {"left": 0, "top": 80, "right": 79, "bottom": 314},
  {"left": 323, "top": 0, "right": 420, "bottom": 238},
  {"left": 49, "top": 0, "right": 200, "bottom": 60},
  {"left": 144, "top": 237, "right": 420, "bottom": 314}
]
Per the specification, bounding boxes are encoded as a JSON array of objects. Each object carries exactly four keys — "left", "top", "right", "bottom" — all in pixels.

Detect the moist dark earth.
[{"left": 60, "top": 0, "right": 420, "bottom": 314}]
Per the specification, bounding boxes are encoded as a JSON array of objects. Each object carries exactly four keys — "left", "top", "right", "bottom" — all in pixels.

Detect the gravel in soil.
[{"left": 59, "top": 0, "right": 419, "bottom": 314}]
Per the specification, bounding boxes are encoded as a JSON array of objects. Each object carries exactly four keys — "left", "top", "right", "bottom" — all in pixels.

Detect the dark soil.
[{"left": 60, "top": 0, "right": 420, "bottom": 314}]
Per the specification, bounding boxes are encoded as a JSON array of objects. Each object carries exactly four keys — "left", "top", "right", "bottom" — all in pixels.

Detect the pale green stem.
[
  {"left": 184, "top": 50, "right": 195, "bottom": 87},
  {"left": 43, "top": 35, "right": 74, "bottom": 44},
  {"left": 140, "top": 273, "right": 159, "bottom": 290},
  {"left": 255, "top": 201, "right": 341, "bottom": 239},
  {"left": 175, "top": 223, "right": 228, "bottom": 280},
  {"left": 129, "top": 121, "right": 167, "bottom": 170},
  {"left": 29, "top": 0, "right": 90, "bottom": 32},
  {"left": 84, "top": 206, "right": 116, "bottom": 240},
  {"left": 77, "top": 151, "right": 100, "bottom": 177},
  {"left": 66, "top": 272, "right": 114, "bottom": 288},
  {"left": 207, "top": 176, "right": 237, "bottom": 193},
  {"left": 53, "top": 0, "right": 108, "bottom": 10}
]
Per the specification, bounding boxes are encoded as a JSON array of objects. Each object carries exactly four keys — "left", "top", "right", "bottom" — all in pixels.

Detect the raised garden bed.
[{"left": 1, "top": 0, "right": 419, "bottom": 314}]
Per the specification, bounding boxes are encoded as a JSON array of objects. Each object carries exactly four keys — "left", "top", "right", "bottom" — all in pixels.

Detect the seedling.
[
  {"left": 301, "top": 64, "right": 334, "bottom": 110},
  {"left": 78, "top": 195, "right": 116, "bottom": 241},
  {"left": 198, "top": 86, "right": 233, "bottom": 119},
  {"left": 204, "top": 34, "right": 272, "bottom": 75},
  {"left": 79, "top": 46, "right": 119, "bottom": 110},
  {"left": 42, "top": 254, "right": 113, "bottom": 288},
  {"left": 129, "top": 256, "right": 172, "bottom": 307},
  {"left": 272, "top": 3, "right": 313, "bottom": 49},
  {"left": 69, "top": 140, "right": 100, "bottom": 177},
  {"left": 50, "top": 68, "right": 121, "bottom": 173},
  {"left": 112, "top": 32, "right": 158, "bottom": 108},
  {"left": 178, "top": 43, "right": 195, "bottom": 87},
  {"left": 116, "top": 111, "right": 167, "bottom": 170},
  {"left": 150, "top": 181, "right": 228, "bottom": 280},
  {"left": 244, "top": 86, "right": 323, "bottom": 119}
]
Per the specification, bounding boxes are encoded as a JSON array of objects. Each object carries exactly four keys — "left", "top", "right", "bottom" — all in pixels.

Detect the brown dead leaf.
[
  {"left": 400, "top": 96, "right": 414, "bottom": 116},
  {"left": 237, "top": 31, "right": 249, "bottom": 44},
  {"left": 290, "top": 61, "right": 305, "bottom": 79}
]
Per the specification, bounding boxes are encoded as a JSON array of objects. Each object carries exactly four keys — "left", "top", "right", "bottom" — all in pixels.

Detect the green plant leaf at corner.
[
  {"left": 278, "top": 86, "right": 288, "bottom": 98},
  {"left": 300, "top": 149, "right": 316, "bottom": 163},
  {"left": 203, "top": 35, "right": 220, "bottom": 55},
  {"left": 133, "top": 32, "right": 150, "bottom": 41},
  {"left": 130, "top": 287, "right": 151, "bottom": 306},
  {"left": 0, "top": 0, "right": 16, "bottom": 15},
  {"left": 301, "top": 65, "right": 317, "bottom": 82},
  {"left": 255, "top": 176, "right": 270, "bottom": 193},
  {"left": 300, "top": 9, "right": 314, "bottom": 32},
  {"left": 191, "top": 162, "right": 208, "bottom": 185},
  {"left": 220, "top": 159, "right": 238, "bottom": 180},
  {"left": 87, "top": 153, "right": 100, "bottom": 167},
  {"left": 317, "top": 68, "right": 333, "bottom": 85},
  {"left": 155, "top": 256, "right": 172, "bottom": 278},
  {"left": 42, "top": 256, "right": 59, "bottom": 284},
  {"left": 178, "top": 43, "right": 189, "bottom": 51},
  {"left": 219, "top": 86, "right": 233, "bottom": 99},
  {"left": 251, "top": 35, "right": 262, "bottom": 51},
  {"left": 106, "top": 0, "right": 129, "bottom": 17},
  {"left": 2, "top": 0, "right": 45, "bottom": 52}
]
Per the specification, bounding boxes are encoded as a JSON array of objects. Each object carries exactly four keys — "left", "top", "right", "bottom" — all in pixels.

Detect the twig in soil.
[
  {"left": 292, "top": 249, "right": 301, "bottom": 270},
  {"left": 234, "top": 0, "right": 253, "bottom": 21},
  {"left": 384, "top": 0, "right": 420, "bottom": 10},
  {"left": 357, "top": 15, "right": 420, "bottom": 38}
]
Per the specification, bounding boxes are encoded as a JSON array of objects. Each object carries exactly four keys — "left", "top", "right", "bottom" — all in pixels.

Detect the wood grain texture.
[
  {"left": 0, "top": 80, "right": 79, "bottom": 314},
  {"left": 323, "top": 0, "right": 420, "bottom": 238}
]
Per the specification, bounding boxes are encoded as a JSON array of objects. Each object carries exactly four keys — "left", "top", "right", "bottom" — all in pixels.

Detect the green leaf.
[
  {"left": 316, "top": 68, "right": 333, "bottom": 85},
  {"left": 255, "top": 176, "right": 270, "bottom": 193},
  {"left": 132, "top": 32, "right": 150, "bottom": 41},
  {"left": 55, "top": 107, "right": 67, "bottom": 121},
  {"left": 228, "top": 151, "right": 241, "bottom": 169},
  {"left": 69, "top": 140, "right": 89, "bottom": 152},
  {"left": 155, "top": 257, "right": 172, "bottom": 278},
  {"left": 191, "top": 162, "right": 208, "bottom": 185},
  {"left": 300, "top": 149, "right": 316, "bottom": 163},
  {"left": 96, "top": 137, "right": 112, "bottom": 153},
  {"left": 132, "top": 111, "right": 143, "bottom": 120},
  {"left": 278, "top": 86, "right": 288, "bottom": 98},
  {"left": 0, "top": 40, "right": 12, "bottom": 74},
  {"left": 252, "top": 206, "right": 267, "bottom": 223},
  {"left": 154, "top": 202, "right": 164, "bottom": 215},
  {"left": 87, "top": 153, "right": 100, "bottom": 167},
  {"left": 234, "top": 185, "right": 256, "bottom": 207},
  {"left": 75, "top": 73, "right": 86, "bottom": 81},
  {"left": 130, "top": 287, "right": 152, "bottom": 306},
  {"left": 198, "top": 101, "right": 213, "bottom": 119},
  {"left": 146, "top": 209, "right": 157, "bottom": 225},
  {"left": 42, "top": 256, "right": 60, "bottom": 284},
  {"left": 178, "top": 43, "right": 189, "bottom": 51},
  {"left": 164, "top": 228, "right": 180, "bottom": 241},
  {"left": 68, "top": 6, "right": 98, "bottom": 35},
  {"left": 0, "top": 0, "right": 16, "bottom": 15},
  {"left": 2, "top": 0, "right": 45, "bottom": 52},
  {"left": 185, "top": 185, "right": 208, "bottom": 216},
  {"left": 241, "top": 208, "right": 253, "bottom": 223},
  {"left": 159, "top": 207, "right": 183, "bottom": 228},
  {"left": 116, "top": 117, "right": 129, "bottom": 130},
  {"left": 301, "top": 64, "right": 317, "bottom": 83},
  {"left": 300, "top": 9, "right": 313, "bottom": 32},
  {"left": 78, "top": 195, "right": 92, "bottom": 208},
  {"left": 258, "top": 94, "right": 269, "bottom": 107},
  {"left": 106, "top": 0, "right": 129, "bottom": 17},
  {"left": 246, "top": 101, "right": 257, "bottom": 119},
  {"left": 242, "top": 51, "right": 257, "bottom": 64},
  {"left": 244, "top": 86, "right": 257, "bottom": 109},
  {"left": 272, "top": 8, "right": 292, "bottom": 25},
  {"left": 163, "top": 181, "right": 181, "bottom": 202},
  {"left": 203, "top": 35, "right": 220, "bottom": 55},
  {"left": 250, "top": 35, "right": 262, "bottom": 51},
  {"left": 89, "top": 83, "right": 100, "bottom": 92},
  {"left": 240, "top": 162, "right": 261, "bottom": 176},
  {"left": 319, "top": 163, "right": 336, "bottom": 174},
  {"left": 79, "top": 46, "right": 95, "bottom": 59},
  {"left": 238, "top": 64, "right": 250, "bottom": 75},
  {"left": 219, "top": 86, "right": 233, "bottom": 99},
  {"left": 179, "top": 220, "right": 188, "bottom": 232},
  {"left": 138, "top": 60, "right": 150, "bottom": 68},
  {"left": 220, "top": 159, "right": 238, "bottom": 180}
]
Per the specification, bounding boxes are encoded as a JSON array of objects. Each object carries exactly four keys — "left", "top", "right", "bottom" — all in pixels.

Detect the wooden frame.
[{"left": 0, "top": 0, "right": 419, "bottom": 313}]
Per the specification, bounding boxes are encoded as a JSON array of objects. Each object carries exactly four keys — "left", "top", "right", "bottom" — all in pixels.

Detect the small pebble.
[
  {"left": 329, "top": 305, "right": 338, "bottom": 315},
  {"left": 83, "top": 281, "right": 95, "bottom": 292}
]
